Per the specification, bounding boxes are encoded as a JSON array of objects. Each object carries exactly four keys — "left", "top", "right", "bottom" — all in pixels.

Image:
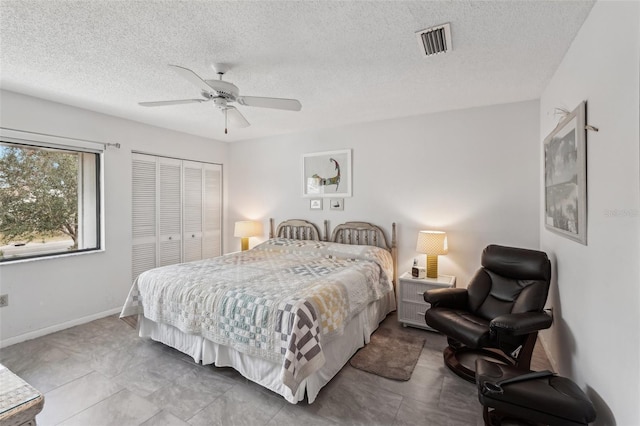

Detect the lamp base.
[
  {"left": 241, "top": 238, "right": 249, "bottom": 251},
  {"left": 426, "top": 254, "right": 438, "bottom": 278}
]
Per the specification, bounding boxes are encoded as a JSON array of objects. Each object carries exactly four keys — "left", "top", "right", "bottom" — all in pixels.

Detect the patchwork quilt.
[{"left": 120, "top": 238, "right": 394, "bottom": 393}]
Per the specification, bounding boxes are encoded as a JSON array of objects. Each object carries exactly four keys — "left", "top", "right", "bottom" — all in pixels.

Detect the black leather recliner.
[{"left": 424, "top": 244, "right": 553, "bottom": 382}]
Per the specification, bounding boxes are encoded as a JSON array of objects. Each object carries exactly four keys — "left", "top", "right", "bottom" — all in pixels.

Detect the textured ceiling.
[{"left": 0, "top": 1, "right": 595, "bottom": 142}]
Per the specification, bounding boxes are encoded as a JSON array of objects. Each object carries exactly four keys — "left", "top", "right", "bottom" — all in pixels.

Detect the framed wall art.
[
  {"left": 302, "top": 149, "right": 352, "bottom": 198},
  {"left": 329, "top": 198, "right": 344, "bottom": 211},
  {"left": 309, "top": 198, "right": 323, "bottom": 210},
  {"left": 544, "top": 101, "right": 587, "bottom": 245}
]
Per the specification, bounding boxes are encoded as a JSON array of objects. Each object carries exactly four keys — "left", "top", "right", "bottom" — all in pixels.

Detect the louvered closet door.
[
  {"left": 159, "top": 157, "right": 182, "bottom": 266},
  {"left": 132, "top": 154, "right": 223, "bottom": 277},
  {"left": 203, "top": 163, "right": 222, "bottom": 258},
  {"left": 183, "top": 161, "right": 203, "bottom": 262},
  {"left": 132, "top": 153, "right": 157, "bottom": 282}
]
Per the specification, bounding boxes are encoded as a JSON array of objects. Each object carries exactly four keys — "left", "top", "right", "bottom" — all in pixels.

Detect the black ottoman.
[{"left": 476, "top": 359, "right": 596, "bottom": 426}]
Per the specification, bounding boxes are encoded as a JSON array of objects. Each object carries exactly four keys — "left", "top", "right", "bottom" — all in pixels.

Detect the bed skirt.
[{"left": 138, "top": 291, "right": 396, "bottom": 403}]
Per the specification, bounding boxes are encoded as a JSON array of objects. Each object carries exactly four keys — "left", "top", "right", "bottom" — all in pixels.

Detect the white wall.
[
  {"left": 539, "top": 2, "right": 640, "bottom": 425},
  {"left": 0, "top": 90, "right": 228, "bottom": 345},
  {"left": 227, "top": 100, "right": 541, "bottom": 287}
]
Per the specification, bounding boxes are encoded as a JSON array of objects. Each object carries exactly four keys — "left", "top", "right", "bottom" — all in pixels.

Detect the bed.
[{"left": 120, "top": 219, "right": 397, "bottom": 404}]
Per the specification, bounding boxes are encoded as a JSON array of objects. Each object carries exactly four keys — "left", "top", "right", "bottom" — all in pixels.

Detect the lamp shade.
[
  {"left": 234, "top": 221, "right": 262, "bottom": 238},
  {"left": 416, "top": 230, "right": 448, "bottom": 255}
]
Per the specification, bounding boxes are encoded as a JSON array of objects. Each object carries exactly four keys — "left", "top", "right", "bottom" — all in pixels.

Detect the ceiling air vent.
[{"left": 415, "top": 23, "right": 452, "bottom": 57}]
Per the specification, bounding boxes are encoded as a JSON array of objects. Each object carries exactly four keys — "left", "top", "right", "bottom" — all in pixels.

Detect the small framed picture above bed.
[
  {"left": 303, "top": 149, "right": 352, "bottom": 198},
  {"left": 309, "top": 198, "right": 323, "bottom": 210},
  {"left": 329, "top": 198, "right": 344, "bottom": 210}
]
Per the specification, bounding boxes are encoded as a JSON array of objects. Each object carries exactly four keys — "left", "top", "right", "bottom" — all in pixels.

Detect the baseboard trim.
[{"left": 0, "top": 307, "right": 122, "bottom": 348}]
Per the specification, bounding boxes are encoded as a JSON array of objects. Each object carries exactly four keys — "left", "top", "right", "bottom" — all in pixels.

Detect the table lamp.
[
  {"left": 234, "top": 220, "right": 262, "bottom": 251},
  {"left": 416, "top": 230, "right": 448, "bottom": 278}
]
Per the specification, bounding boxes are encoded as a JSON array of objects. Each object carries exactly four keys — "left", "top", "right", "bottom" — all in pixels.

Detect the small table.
[
  {"left": 0, "top": 364, "right": 44, "bottom": 426},
  {"left": 397, "top": 272, "right": 456, "bottom": 331}
]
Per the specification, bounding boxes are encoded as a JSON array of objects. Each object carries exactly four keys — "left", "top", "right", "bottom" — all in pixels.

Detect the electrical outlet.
[{"left": 0, "top": 294, "right": 8, "bottom": 307}]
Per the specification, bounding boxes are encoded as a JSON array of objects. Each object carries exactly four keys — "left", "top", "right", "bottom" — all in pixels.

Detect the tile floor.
[{"left": 0, "top": 313, "right": 551, "bottom": 426}]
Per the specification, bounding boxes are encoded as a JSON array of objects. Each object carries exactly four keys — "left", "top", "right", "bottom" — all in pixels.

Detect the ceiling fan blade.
[
  {"left": 139, "top": 99, "right": 207, "bottom": 107},
  {"left": 224, "top": 106, "right": 250, "bottom": 128},
  {"left": 169, "top": 64, "right": 214, "bottom": 93},
  {"left": 236, "top": 96, "right": 302, "bottom": 111}
]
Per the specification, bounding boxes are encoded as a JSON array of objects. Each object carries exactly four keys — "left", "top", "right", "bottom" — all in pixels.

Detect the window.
[{"left": 0, "top": 136, "right": 101, "bottom": 262}]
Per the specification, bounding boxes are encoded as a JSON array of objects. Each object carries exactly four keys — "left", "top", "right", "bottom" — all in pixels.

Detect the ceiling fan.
[{"left": 139, "top": 64, "right": 302, "bottom": 134}]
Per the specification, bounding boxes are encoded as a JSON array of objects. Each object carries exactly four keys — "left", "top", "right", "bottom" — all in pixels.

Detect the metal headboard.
[
  {"left": 330, "top": 222, "right": 392, "bottom": 250},
  {"left": 269, "top": 218, "right": 323, "bottom": 241}
]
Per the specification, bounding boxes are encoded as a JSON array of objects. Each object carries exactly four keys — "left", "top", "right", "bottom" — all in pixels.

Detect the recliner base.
[
  {"left": 443, "top": 332, "right": 540, "bottom": 383},
  {"left": 443, "top": 345, "right": 516, "bottom": 383}
]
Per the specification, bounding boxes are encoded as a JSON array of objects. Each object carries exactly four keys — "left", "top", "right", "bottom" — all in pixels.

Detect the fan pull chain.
[{"left": 220, "top": 72, "right": 228, "bottom": 134}]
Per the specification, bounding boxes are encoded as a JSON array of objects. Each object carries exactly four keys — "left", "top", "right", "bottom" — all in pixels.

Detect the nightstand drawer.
[
  {"left": 401, "top": 281, "right": 433, "bottom": 303},
  {"left": 401, "top": 301, "right": 430, "bottom": 323}
]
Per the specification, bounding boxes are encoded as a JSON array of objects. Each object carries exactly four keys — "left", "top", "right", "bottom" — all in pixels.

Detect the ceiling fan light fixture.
[
  {"left": 415, "top": 23, "right": 452, "bottom": 57},
  {"left": 203, "top": 79, "right": 239, "bottom": 98}
]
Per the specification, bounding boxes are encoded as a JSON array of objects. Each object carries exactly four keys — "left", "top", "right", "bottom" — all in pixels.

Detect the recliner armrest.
[
  {"left": 490, "top": 312, "right": 553, "bottom": 336},
  {"left": 424, "top": 288, "right": 468, "bottom": 310}
]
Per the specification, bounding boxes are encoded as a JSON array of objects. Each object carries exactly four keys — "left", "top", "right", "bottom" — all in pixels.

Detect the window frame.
[{"left": 0, "top": 128, "right": 105, "bottom": 263}]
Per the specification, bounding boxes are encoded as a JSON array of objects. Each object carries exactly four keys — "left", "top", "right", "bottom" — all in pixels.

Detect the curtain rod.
[{"left": 0, "top": 127, "right": 121, "bottom": 149}]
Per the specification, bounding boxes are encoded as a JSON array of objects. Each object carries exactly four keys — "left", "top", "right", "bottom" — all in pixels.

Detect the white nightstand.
[{"left": 398, "top": 272, "right": 456, "bottom": 331}]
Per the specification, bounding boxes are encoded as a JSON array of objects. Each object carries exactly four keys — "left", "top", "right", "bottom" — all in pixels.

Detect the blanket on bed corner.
[
  {"left": 120, "top": 238, "right": 394, "bottom": 394},
  {"left": 281, "top": 300, "right": 326, "bottom": 391}
]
